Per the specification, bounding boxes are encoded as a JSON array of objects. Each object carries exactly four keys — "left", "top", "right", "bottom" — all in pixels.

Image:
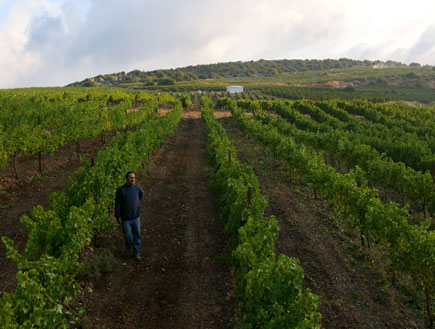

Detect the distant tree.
[
  {"left": 405, "top": 72, "right": 419, "bottom": 79},
  {"left": 156, "top": 78, "right": 175, "bottom": 85},
  {"left": 128, "top": 69, "right": 143, "bottom": 77},
  {"left": 155, "top": 70, "right": 166, "bottom": 78},
  {"left": 174, "top": 71, "right": 185, "bottom": 81},
  {"left": 83, "top": 80, "right": 98, "bottom": 87},
  {"left": 376, "top": 77, "right": 388, "bottom": 86}
]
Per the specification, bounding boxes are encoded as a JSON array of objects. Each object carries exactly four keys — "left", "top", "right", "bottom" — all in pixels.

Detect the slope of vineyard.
[
  {"left": 220, "top": 96, "right": 434, "bottom": 327},
  {"left": 78, "top": 107, "right": 235, "bottom": 329},
  {"left": 0, "top": 92, "right": 183, "bottom": 327},
  {"left": 0, "top": 88, "right": 153, "bottom": 175},
  {"left": 217, "top": 108, "right": 427, "bottom": 328},
  {"left": 247, "top": 101, "right": 434, "bottom": 216},
  {"left": 0, "top": 86, "right": 433, "bottom": 328},
  {"left": 202, "top": 97, "right": 321, "bottom": 328},
  {"left": 0, "top": 130, "right": 119, "bottom": 298}
]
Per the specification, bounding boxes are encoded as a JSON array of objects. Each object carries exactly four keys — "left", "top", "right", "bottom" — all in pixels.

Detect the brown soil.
[
  {"left": 79, "top": 109, "right": 235, "bottom": 328},
  {"left": 0, "top": 131, "right": 117, "bottom": 295},
  {"left": 218, "top": 113, "right": 426, "bottom": 329}
]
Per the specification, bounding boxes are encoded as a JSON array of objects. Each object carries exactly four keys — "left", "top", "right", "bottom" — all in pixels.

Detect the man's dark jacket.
[{"left": 115, "top": 184, "right": 144, "bottom": 221}]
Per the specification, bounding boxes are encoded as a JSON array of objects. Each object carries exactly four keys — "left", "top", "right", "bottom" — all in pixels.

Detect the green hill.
[{"left": 67, "top": 58, "right": 435, "bottom": 104}]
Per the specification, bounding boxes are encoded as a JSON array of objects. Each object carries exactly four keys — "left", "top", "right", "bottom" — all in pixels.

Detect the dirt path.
[
  {"left": 219, "top": 113, "right": 425, "bottom": 329},
  {"left": 0, "top": 131, "right": 117, "bottom": 295},
  {"left": 81, "top": 110, "right": 235, "bottom": 329}
]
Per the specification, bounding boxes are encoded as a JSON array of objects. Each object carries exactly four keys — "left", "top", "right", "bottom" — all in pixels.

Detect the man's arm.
[{"left": 138, "top": 185, "right": 144, "bottom": 201}]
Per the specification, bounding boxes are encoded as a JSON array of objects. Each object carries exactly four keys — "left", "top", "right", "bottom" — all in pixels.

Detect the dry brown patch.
[
  {"left": 182, "top": 111, "right": 202, "bottom": 119},
  {"left": 213, "top": 110, "right": 254, "bottom": 118},
  {"left": 213, "top": 109, "right": 232, "bottom": 118},
  {"left": 125, "top": 107, "right": 140, "bottom": 113},
  {"left": 157, "top": 108, "right": 171, "bottom": 116},
  {"left": 325, "top": 80, "right": 353, "bottom": 88}
]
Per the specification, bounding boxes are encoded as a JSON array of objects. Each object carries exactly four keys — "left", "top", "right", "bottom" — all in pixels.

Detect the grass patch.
[{"left": 81, "top": 248, "right": 117, "bottom": 281}]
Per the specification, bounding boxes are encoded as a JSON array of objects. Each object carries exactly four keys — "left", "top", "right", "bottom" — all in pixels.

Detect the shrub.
[{"left": 82, "top": 248, "right": 116, "bottom": 281}]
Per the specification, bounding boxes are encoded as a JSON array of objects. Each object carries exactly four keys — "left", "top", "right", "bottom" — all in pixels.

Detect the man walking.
[{"left": 115, "top": 172, "right": 144, "bottom": 261}]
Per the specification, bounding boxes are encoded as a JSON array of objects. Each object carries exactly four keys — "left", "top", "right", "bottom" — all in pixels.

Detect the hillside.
[
  {"left": 68, "top": 58, "right": 435, "bottom": 88},
  {"left": 67, "top": 58, "right": 435, "bottom": 104}
]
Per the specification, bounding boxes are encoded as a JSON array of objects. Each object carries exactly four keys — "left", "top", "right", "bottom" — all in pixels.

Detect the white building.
[{"left": 226, "top": 85, "right": 244, "bottom": 94}]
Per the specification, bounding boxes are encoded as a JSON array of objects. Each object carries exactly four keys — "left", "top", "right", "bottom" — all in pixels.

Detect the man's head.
[{"left": 126, "top": 172, "right": 135, "bottom": 186}]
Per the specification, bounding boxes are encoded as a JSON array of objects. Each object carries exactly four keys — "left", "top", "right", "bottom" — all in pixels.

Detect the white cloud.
[
  {"left": 0, "top": 0, "right": 434, "bottom": 88},
  {"left": 405, "top": 25, "right": 435, "bottom": 64}
]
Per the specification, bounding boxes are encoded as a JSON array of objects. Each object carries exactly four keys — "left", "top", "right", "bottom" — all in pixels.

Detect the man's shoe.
[
  {"left": 134, "top": 253, "right": 141, "bottom": 261},
  {"left": 123, "top": 248, "right": 133, "bottom": 258}
]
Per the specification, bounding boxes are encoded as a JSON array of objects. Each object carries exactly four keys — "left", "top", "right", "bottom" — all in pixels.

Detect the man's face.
[{"left": 127, "top": 173, "right": 135, "bottom": 186}]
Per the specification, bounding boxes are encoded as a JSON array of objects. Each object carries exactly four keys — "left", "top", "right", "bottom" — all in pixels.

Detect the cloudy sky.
[{"left": 0, "top": 0, "right": 434, "bottom": 88}]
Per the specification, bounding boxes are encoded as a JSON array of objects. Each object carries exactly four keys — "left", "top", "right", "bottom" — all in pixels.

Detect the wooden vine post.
[
  {"left": 13, "top": 151, "right": 19, "bottom": 180},
  {"left": 99, "top": 111, "right": 105, "bottom": 146},
  {"left": 247, "top": 187, "right": 252, "bottom": 206},
  {"left": 124, "top": 109, "right": 129, "bottom": 134},
  {"left": 76, "top": 140, "right": 81, "bottom": 159},
  {"left": 425, "top": 287, "right": 433, "bottom": 329},
  {"left": 38, "top": 115, "right": 42, "bottom": 173}
]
